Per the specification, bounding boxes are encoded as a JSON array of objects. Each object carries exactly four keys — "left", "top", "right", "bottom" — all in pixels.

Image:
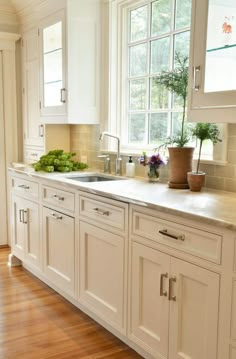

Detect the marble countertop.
[{"left": 8, "top": 165, "right": 236, "bottom": 231}]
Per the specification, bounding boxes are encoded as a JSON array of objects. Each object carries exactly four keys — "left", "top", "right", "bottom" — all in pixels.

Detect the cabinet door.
[
  {"left": 79, "top": 221, "right": 125, "bottom": 333},
  {"left": 24, "top": 200, "right": 41, "bottom": 269},
  {"left": 11, "top": 195, "right": 25, "bottom": 260},
  {"left": 189, "top": 0, "right": 236, "bottom": 122},
  {"left": 39, "top": 10, "right": 67, "bottom": 122},
  {"left": 169, "top": 258, "right": 220, "bottom": 359},
  {"left": 129, "top": 241, "right": 170, "bottom": 358},
  {"left": 43, "top": 207, "right": 75, "bottom": 297},
  {"left": 23, "top": 28, "right": 44, "bottom": 147}
]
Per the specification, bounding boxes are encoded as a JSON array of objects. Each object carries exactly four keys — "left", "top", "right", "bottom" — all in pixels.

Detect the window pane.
[
  {"left": 149, "top": 113, "right": 168, "bottom": 145},
  {"left": 129, "top": 114, "right": 146, "bottom": 144},
  {"left": 172, "top": 112, "right": 183, "bottom": 136},
  {"left": 130, "top": 44, "right": 147, "bottom": 76},
  {"left": 150, "top": 78, "right": 168, "bottom": 109},
  {"left": 174, "top": 31, "right": 190, "bottom": 60},
  {"left": 172, "top": 93, "right": 184, "bottom": 109},
  {"left": 130, "top": 5, "right": 148, "bottom": 42},
  {"left": 129, "top": 79, "right": 146, "bottom": 110},
  {"left": 44, "top": 81, "right": 63, "bottom": 107},
  {"left": 44, "top": 49, "right": 62, "bottom": 83},
  {"left": 175, "top": 0, "right": 191, "bottom": 29},
  {"left": 43, "top": 22, "right": 62, "bottom": 53},
  {"left": 150, "top": 37, "right": 170, "bottom": 74},
  {"left": 151, "top": 0, "right": 171, "bottom": 36}
]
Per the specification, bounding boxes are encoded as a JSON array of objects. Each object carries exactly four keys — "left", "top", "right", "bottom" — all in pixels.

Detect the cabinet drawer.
[
  {"left": 79, "top": 195, "right": 125, "bottom": 232},
  {"left": 11, "top": 176, "right": 39, "bottom": 200},
  {"left": 132, "top": 210, "right": 222, "bottom": 264},
  {"left": 24, "top": 148, "right": 44, "bottom": 164},
  {"left": 42, "top": 185, "right": 75, "bottom": 213}
]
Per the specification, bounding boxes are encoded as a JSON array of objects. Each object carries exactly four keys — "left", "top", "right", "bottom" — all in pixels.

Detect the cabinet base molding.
[{"left": 8, "top": 253, "right": 22, "bottom": 267}]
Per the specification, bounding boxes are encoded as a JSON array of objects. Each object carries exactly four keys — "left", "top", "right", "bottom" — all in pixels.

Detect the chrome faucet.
[{"left": 99, "top": 131, "right": 122, "bottom": 175}]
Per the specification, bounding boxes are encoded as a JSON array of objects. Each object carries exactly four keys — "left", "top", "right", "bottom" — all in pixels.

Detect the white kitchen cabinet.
[
  {"left": 188, "top": 0, "right": 236, "bottom": 123},
  {"left": 22, "top": 27, "right": 44, "bottom": 147},
  {"left": 130, "top": 241, "right": 220, "bottom": 359},
  {"left": 79, "top": 221, "right": 125, "bottom": 333},
  {"left": 42, "top": 206, "right": 75, "bottom": 297},
  {"left": 39, "top": 9, "right": 67, "bottom": 123},
  {"left": 11, "top": 194, "right": 41, "bottom": 269}
]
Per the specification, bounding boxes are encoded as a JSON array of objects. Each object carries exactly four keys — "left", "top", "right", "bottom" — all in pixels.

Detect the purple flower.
[{"left": 139, "top": 152, "right": 166, "bottom": 169}]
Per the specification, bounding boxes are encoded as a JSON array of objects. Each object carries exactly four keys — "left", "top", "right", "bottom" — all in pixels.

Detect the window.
[
  {"left": 126, "top": 0, "right": 191, "bottom": 149},
  {"left": 106, "top": 0, "right": 227, "bottom": 163}
]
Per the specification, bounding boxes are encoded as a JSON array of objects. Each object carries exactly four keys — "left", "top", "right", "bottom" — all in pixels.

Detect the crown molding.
[{"left": 0, "top": 5, "right": 19, "bottom": 26}]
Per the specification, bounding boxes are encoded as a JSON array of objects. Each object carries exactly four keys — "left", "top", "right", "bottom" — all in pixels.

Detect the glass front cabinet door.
[
  {"left": 188, "top": 0, "right": 236, "bottom": 123},
  {"left": 39, "top": 10, "right": 67, "bottom": 122}
]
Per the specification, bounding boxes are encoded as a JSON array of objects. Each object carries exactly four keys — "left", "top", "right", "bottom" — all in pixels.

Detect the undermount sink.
[{"left": 66, "top": 174, "right": 125, "bottom": 182}]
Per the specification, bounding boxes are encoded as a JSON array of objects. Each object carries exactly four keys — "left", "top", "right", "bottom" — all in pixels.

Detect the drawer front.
[
  {"left": 79, "top": 195, "right": 125, "bottom": 232},
  {"left": 24, "top": 149, "right": 44, "bottom": 164},
  {"left": 11, "top": 176, "right": 39, "bottom": 200},
  {"left": 42, "top": 186, "right": 75, "bottom": 213},
  {"left": 132, "top": 210, "right": 222, "bottom": 264}
]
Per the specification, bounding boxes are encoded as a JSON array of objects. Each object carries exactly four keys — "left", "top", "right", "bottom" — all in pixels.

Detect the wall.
[{"left": 70, "top": 124, "right": 236, "bottom": 193}]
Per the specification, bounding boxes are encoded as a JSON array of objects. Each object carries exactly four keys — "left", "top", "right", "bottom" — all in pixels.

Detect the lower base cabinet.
[
  {"left": 79, "top": 220, "right": 126, "bottom": 333},
  {"left": 129, "top": 241, "right": 220, "bottom": 359},
  {"left": 42, "top": 206, "right": 75, "bottom": 297},
  {"left": 11, "top": 194, "right": 41, "bottom": 269}
]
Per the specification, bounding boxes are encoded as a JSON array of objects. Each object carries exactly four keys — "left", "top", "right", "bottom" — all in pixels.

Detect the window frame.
[{"left": 104, "top": 0, "right": 228, "bottom": 164}]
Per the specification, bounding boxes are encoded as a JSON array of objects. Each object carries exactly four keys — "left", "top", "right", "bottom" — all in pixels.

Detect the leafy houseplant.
[
  {"left": 155, "top": 53, "right": 194, "bottom": 189},
  {"left": 187, "top": 123, "right": 222, "bottom": 191}
]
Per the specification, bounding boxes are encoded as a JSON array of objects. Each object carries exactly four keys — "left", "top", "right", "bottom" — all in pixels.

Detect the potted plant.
[
  {"left": 155, "top": 52, "right": 194, "bottom": 189},
  {"left": 187, "top": 123, "right": 221, "bottom": 191}
]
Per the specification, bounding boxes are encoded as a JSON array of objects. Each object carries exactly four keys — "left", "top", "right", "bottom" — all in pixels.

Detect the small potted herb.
[{"left": 187, "top": 123, "right": 221, "bottom": 191}]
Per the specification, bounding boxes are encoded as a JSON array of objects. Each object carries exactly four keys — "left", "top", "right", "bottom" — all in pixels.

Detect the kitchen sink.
[{"left": 66, "top": 174, "right": 125, "bottom": 182}]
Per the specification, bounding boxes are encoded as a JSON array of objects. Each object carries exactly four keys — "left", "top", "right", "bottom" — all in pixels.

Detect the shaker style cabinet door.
[
  {"left": 129, "top": 241, "right": 170, "bottom": 358},
  {"left": 168, "top": 257, "right": 220, "bottom": 359},
  {"left": 42, "top": 207, "right": 75, "bottom": 297}
]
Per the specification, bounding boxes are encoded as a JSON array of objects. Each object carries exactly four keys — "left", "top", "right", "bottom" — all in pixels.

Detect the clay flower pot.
[
  {"left": 187, "top": 171, "right": 206, "bottom": 192},
  {"left": 168, "top": 147, "right": 194, "bottom": 189}
]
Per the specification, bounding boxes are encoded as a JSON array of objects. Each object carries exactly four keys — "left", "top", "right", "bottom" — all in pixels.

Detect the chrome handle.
[
  {"left": 18, "top": 184, "right": 30, "bottom": 190},
  {"left": 60, "top": 88, "right": 66, "bottom": 103},
  {"left": 160, "top": 273, "right": 168, "bottom": 297},
  {"left": 22, "top": 209, "right": 28, "bottom": 224},
  {"left": 50, "top": 212, "right": 63, "bottom": 220},
  {"left": 52, "top": 194, "right": 65, "bottom": 201},
  {"left": 92, "top": 207, "right": 109, "bottom": 216},
  {"left": 19, "top": 209, "right": 24, "bottom": 223},
  {"left": 159, "top": 229, "right": 185, "bottom": 242},
  {"left": 168, "top": 276, "right": 176, "bottom": 301},
  {"left": 193, "top": 65, "right": 200, "bottom": 91},
  {"left": 39, "top": 124, "right": 44, "bottom": 137}
]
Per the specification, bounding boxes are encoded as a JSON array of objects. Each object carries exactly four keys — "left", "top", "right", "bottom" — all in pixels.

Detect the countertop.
[{"left": 8, "top": 165, "right": 236, "bottom": 231}]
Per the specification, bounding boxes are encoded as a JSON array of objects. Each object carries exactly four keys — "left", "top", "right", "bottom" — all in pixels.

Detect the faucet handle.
[{"left": 98, "top": 155, "right": 111, "bottom": 174}]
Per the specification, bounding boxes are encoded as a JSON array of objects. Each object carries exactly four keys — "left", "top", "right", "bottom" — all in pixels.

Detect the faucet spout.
[{"left": 99, "top": 131, "right": 122, "bottom": 175}]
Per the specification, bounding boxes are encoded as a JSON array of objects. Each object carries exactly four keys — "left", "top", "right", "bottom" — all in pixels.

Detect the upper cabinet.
[
  {"left": 39, "top": 10, "right": 67, "bottom": 122},
  {"left": 37, "top": 0, "right": 101, "bottom": 125},
  {"left": 188, "top": 0, "right": 236, "bottom": 123}
]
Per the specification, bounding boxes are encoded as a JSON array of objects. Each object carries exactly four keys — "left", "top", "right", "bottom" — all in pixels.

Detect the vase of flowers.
[{"left": 139, "top": 152, "right": 166, "bottom": 183}]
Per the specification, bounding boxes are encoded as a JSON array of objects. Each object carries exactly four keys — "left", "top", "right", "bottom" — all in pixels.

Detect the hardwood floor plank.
[{"left": 0, "top": 249, "right": 143, "bottom": 359}]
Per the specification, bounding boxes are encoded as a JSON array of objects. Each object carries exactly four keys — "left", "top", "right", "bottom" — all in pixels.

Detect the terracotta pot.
[
  {"left": 168, "top": 147, "right": 194, "bottom": 189},
  {"left": 187, "top": 171, "right": 206, "bottom": 192}
]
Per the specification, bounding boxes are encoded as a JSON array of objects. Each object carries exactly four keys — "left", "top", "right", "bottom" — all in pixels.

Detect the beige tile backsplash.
[{"left": 70, "top": 123, "right": 236, "bottom": 193}]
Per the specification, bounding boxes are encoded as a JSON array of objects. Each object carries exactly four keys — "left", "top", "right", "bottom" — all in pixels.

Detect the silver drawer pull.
[
  {"left": 19, "top": 209, "right": 24, "bottom": 223},
  {"left": 159, "top": 229, "right": 185, "bottom": 241},
  {"left": 18, "top": 184, "right": 30, "bottom": 190},
  {"left": 52, "top": 194, "right": 65, "bottom": 201},
  {"left": 160, "top": 273, "right": 168, "bottom": 297},
  {"left": 168, "top": 276, "right": 177, "bottom": 301},
  {"left": 23, "top": 209, "right": 28, "bottom": 224},
  {"left": 92, "top": 207, "right": 109, "bottom": 216},
  {"left": 193, "top": 65, "right": 201, "bottom": 91},
  {"left": 51, "top": 212, "right": 62, "bottom": 220}
]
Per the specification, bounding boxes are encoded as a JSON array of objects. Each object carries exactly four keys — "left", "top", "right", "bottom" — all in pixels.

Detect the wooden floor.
[{"left": 0, "top": 248, "right": 143, "bottom": 359}]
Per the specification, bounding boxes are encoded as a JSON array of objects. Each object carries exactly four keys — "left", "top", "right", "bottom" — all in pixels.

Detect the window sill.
[{"left": 99, "top": 149, "right": 228, "bottom": 166}]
